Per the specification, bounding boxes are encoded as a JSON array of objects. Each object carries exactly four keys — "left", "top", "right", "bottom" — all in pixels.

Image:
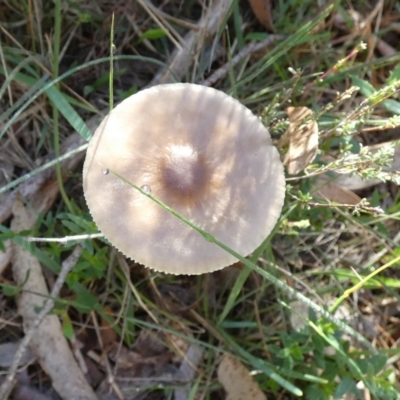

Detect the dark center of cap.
[
  {"left": 160, "top": 144, "right": 208, "bottom": 204},
  {"left": 162, "top": 144, "right": 206, "bottom": 191}
]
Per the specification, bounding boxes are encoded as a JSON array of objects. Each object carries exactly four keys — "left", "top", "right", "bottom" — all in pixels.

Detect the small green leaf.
[
  {"left": 83, "top": 85, "right": 93, "bottom": 96},
  {"left": 1, "top": 282, "right": 22, "bottom": 296},
  {"left": 138, "top": 28, "right": 166, "bottom": 42},
  {"left": 383, "top": 99, "right": 400, "bottom": 115},
  {"left": 244, "top": 32, "right": 269, "bottom": 41},
  {"left": 334, "top": 377, "right": 358, "bottom": 398},
  {"left": 71, "top": 281, "right": 100, "bottom": 313},
  {"left": 62, "top": 313, "right": 74, "bottom": 339},
  {"left": 351, "top": 75, "right": 376, "bottom": 98},
  {"left": 46, "top": 86, "right": 92, "bottom": 141},
  {"left": 12, "top": 236, "right": 60, "bottom": 272},
  {"left": 365, "top": 354, "right": 387, "bottom": 375},
  {"left": 0, "top": 269, "right": 30, "bottom": 296},
  {"left": 386, "top": 63, "right": 400, "bottom": 85}
]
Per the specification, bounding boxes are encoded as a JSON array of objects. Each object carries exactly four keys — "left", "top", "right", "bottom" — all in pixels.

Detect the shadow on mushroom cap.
[{"left": 83, "top": 83, "right": 285, "bottom": 275}]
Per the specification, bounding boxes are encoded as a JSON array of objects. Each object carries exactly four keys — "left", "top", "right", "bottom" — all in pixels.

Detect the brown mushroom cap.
[{"left": 83, "top": 83, "right": 285, "bottom": 275}]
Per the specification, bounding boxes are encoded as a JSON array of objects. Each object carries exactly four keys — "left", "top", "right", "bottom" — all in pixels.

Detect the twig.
[
  {"left": 289, "top": 193, "right": 384, "bottom": 215},
  {"left": 149, "top": 0, "right": 234, "bottom": 86},
  {"left": 91, "top": 313, "right": 125, "bottom": 400},
  {"left": 136, "top": 0, "right": 199, "bottom": 31},
  {"left": 200, "top": 35, "right": 285, "bottom": 87},
  {"left": 27, "top": 232, "right": 104, "bottom": 243}
]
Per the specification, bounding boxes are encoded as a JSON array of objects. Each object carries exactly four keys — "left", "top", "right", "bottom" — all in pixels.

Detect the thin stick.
[
  {"left": 27, "top": 232, "right": 104, "bottom": 243},
  {"left": 289, "top": 193, "right": 384, "bottom": 215},
  {"left": 200, "top": 35, "right": 285, "bottom": 87}
]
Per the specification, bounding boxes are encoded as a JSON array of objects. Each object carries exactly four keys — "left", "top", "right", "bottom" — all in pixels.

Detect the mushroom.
[{"left": 83, "top": 83, "right": 285, "bottom": 275}]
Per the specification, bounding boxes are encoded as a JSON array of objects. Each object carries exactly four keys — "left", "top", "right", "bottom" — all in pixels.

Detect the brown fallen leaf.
[
  {"left": 8, "top": 198, "right": 97, "bottom": 400},
  {"left": 248, "top": 0, "right": 275, "bottom": 32},
  {"left": 283, "top": 106, "right": 319, "bottom": 175},
  {"left": 99, "top": 308, "right": 118, "bottom": 350},
  {"left": 107, "top": 341, "right": 172, "bottom": 371},
  {"left": 217, "top": 354, "right": 266, "bottom": 400},
  {"left": 96, "top": 342, "right": 202, "bottom": 400},
  {"left": 312, "top": 178, "right": 362, "bottom": 205}
]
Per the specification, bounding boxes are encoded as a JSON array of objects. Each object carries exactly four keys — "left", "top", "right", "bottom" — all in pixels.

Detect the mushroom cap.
[{"left": 83, "top": 83, "right": 285, "bottom": 275}]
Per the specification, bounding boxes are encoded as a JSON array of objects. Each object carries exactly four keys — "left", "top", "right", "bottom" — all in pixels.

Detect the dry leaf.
[
  {"left": 289, "top": 300, "right": 310, "bottom": 331},
  {"left": 391, "top": 144, "right": 400, "bottom": 171},
  {"left": 174, "top": 345, "right": 203, "bottom": 400},
  {"left": 0, "top": 341, "right": 34, "bottom": 368},
  {"left": 217, "top": 354, "right": 266, "bottom": 400},
  {"left": 248, "top": 0, "right": 275, "bottom": 32},
  {"left": 312, "top": 178, "right": 361, "bottom": 205},
  {"left": 318, "top": 140, "right": 399, "bottom": 191},
  {"left": 10, "top": 198, "right": 97, "bottom": 400},
  {"left": 100, "top": 307, "right": 118, "bottom": 349},
  {"left": 283, "top": 106, "right": 319, "bottom": 175},
  {"left": 329, "top": 174, "right": 381, "bottom": 191},
  {"left": 107, "top": 341, "right": 171, "bottom": 371}
]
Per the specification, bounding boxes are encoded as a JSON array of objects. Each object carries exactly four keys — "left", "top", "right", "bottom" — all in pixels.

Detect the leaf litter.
[{"left": 283, "top": 106, "right": 319, "bottom": 175}]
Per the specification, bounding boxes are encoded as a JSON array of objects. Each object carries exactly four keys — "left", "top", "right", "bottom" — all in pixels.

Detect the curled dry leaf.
[
  {"left": 283, "top": 106, "right": 319, "bottom": 175},
  {"left": 217, "top": 354, "right": 266, "bottom": 400},
  {"left": 248, "top": 0, "right": 275, "bottom": 32}
]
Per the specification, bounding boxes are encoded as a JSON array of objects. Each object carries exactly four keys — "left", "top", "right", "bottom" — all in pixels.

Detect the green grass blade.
[
  {"left": 220, "top": 329, "right": 303, "bottom": 396},
  {"left": 106, "top": 167, "right": 375, "bottom": 353},
  {"left": 46, "top": 86, "right": 92, "bottom": 141},
  {"left": 0, "top": 143, "right": 88, "bottom": 195},
  {"left": 0, "top": 55, "right": 177, "bottom": 142},
  {"left": 232, "top": 1, "right": 338, "bottom": 93}
]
